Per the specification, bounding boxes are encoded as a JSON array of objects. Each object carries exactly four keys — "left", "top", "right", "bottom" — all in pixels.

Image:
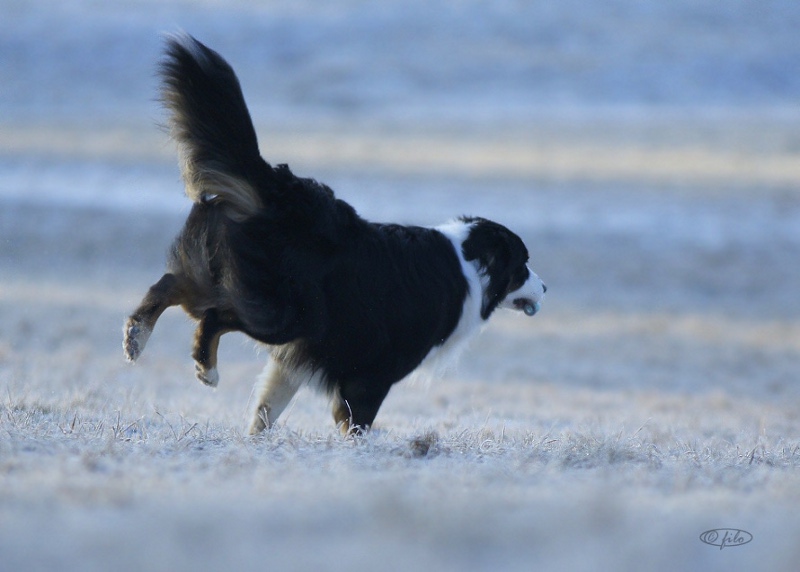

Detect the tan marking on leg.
[
  {"left": 248, "top": 361, "right": 305, "bottom": 435},
  {"left": 192, "top": 316, "right": 229, "bottom": 387}
]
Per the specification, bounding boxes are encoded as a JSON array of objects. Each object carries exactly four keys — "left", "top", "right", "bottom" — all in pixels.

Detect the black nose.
[{"left": 542, "top": 283, "right": 548, "bottom": 294}]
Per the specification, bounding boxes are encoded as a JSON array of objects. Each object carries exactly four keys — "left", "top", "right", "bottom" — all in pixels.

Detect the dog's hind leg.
[
  {"left": 248, "top": 361, "right": 305, "bottom": 435},
  {"left": 123, "top": 273, "right": 183, "bottom": 362},
  {"left": 192, "top": 308, "right": 238, "bottom": 387}
]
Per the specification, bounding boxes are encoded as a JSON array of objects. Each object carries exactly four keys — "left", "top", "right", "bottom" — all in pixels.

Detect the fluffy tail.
[{"left": 161, "top": 33, "right": 268, "bottom": 221}]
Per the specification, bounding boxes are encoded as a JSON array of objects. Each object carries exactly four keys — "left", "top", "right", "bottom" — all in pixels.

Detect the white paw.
[
  {"left": 195, "top": 363, "right": 219, "bottom": 387},
  {"left": 123, "top": 319, "right": 151, "bottom": 363}
]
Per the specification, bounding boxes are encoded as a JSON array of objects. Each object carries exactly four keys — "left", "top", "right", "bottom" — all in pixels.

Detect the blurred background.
[{"left": 2, "top": 0, "right": 799, "bottom": 207}]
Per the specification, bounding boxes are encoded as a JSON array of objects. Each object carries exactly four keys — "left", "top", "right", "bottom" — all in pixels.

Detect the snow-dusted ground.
[{"left": 2, "top": 2, "right": 800, "bottom": 571}]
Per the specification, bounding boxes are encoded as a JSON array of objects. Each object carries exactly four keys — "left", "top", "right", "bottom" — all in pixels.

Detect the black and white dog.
[{"left": 124, "top": 34, "right": 546, "bottom": 434}]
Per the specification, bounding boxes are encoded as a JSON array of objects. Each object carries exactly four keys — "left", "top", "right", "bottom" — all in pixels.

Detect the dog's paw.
[
  {"left": 123, "top": 318, "right": 151, "bottom": 363},
  {"left": 248, "top": 408, "right": 269, "bottom": 435},
  {"left": 195, "top": 363, "right": 219, "bottom": 387}
]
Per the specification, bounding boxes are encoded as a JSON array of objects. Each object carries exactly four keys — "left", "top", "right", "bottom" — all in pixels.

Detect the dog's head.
[{"left": 460, "top": 217, "right": 546, "bottom": 320}]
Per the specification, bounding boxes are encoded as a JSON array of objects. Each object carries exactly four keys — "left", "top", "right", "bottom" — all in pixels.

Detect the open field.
[
  {"left": 3, "top": 1, "right": 800, "bottom": 570},
  {"left": 2, "top": 168, "right": 800, "bottom": 570}
]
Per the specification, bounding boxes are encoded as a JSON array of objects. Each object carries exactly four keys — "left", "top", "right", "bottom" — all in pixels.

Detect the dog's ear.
[{"left": 461, "top": 218, "right": 527, "bottom": 319}]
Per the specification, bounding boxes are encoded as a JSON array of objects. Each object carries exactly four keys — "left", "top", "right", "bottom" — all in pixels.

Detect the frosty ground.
[
  {"left": 2, "top": 145, "right": 800, "bottom": 570},
  {"left": 3, "top": 1, "right": 800, "bottom": 570}
]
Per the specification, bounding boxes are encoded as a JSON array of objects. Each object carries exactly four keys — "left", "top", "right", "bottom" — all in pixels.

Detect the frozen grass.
[
  {"left": 3, "top": 369, "right": 800, "bottom": 572},
  {"left": 2, "top": 193, "right": 800, "bottom": 570},
  {"left": 3, "top": 2, "right": 800, "bottom": 568}
]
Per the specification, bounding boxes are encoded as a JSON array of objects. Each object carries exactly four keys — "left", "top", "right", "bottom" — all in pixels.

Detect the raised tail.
[{"left": 161, "top": 33, "right": 269, "bottom": 220}]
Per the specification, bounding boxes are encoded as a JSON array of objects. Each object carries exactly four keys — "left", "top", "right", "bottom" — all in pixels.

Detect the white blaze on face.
[{"left": 500, "top": 265, "right": 546, "bottom": 316}]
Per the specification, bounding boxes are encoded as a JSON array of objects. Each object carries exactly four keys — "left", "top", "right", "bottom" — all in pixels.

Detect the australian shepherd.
[{"left": 123, "top": 34, "right": 546, "bottom": 435}]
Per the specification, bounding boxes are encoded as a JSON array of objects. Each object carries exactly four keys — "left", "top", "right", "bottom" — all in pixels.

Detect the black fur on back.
[{"left": 160, "top": 34, "right": 469, "bottom": 399}]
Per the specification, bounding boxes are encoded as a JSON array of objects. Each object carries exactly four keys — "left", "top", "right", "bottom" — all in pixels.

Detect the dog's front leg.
[
  {"left": 332, "top": 382, "right": 391, "bottom": 436},
  {"left": 249, "top": 361, "right": 305, "bottom": 434}
]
